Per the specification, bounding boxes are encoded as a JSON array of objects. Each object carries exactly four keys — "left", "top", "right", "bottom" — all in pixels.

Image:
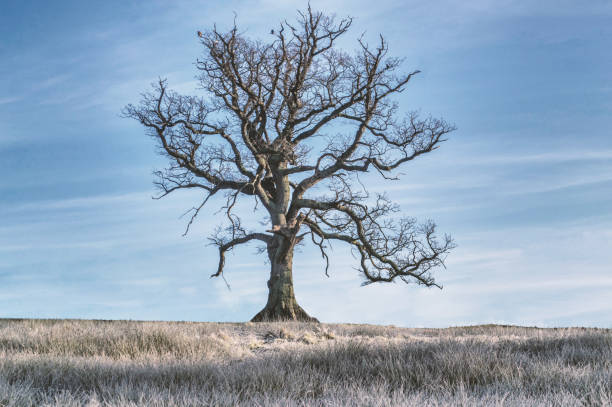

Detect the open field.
[{"left": 0, "top": 319, "right": 610, "bottom": 406}]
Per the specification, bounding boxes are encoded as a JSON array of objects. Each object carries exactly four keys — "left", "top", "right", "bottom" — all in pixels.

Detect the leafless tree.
[{"left": 123, "top": 6, "right": 456, "bottom": 322}]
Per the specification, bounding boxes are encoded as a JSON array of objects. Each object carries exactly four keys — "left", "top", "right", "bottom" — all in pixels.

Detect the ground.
[{"left": 0, "top": 319, "right": 610, "bottom": 406}]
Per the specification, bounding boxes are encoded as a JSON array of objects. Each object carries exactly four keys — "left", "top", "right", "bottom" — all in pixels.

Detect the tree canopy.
[{"left": 124, "top": 6, "right": 456, "bottom": 321}]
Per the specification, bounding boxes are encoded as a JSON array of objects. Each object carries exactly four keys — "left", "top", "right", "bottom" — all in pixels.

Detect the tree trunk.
[{"left": 251, "top": 236, "right": 318, "bottom": 322}]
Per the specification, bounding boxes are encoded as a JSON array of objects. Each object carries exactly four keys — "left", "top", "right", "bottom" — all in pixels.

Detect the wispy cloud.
[
  {"left": 503, "top": 173, "right": 612, "bottom": 196},
  {"left": 35, "top": 74, "right": 71, "bottom": 90},
  {"left": 119, "top": 277, "right": 171, "bottom": 287},
  {"left": 457, "top": 277, "right": 612, "bottom": 295},
  {"left": 91, "top": 300, "right": 142, "bottom": 308},
  {"left": 2, "top": 192, "right": 151, "bottom": 213},
  {"left": 0, "top": 97, "right": 21, "bottom": 105},
  {"left": 465, "top": 150, "right": 612, "bottom": 166}
]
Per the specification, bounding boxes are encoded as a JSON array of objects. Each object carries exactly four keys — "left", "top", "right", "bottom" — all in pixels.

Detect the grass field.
[{"left": 0, "top": 319, "right": 610, "bottom": 406}]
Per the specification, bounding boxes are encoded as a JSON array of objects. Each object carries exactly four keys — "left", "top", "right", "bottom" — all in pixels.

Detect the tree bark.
[{"left": 251, "top": 235, "right": 318, "bottom": 322}]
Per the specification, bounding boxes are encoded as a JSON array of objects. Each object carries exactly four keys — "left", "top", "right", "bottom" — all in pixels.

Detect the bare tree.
[{"left": 123, "top": 7, "right": 456, "bottom": 322}]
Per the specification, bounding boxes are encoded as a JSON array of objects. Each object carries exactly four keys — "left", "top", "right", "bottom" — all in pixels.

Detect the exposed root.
[{"left": 251, "top": 301, "right": 319, "bottom": 322}]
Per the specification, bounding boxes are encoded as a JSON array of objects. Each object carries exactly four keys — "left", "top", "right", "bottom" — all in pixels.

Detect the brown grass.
[{"left": 0, "top": 319, "right": 610, "bottom": 406}]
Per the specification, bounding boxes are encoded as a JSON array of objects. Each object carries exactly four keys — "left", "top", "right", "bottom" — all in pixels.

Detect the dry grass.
[{"left": 0, "top": 319, "right": 610, "bottom": 406}]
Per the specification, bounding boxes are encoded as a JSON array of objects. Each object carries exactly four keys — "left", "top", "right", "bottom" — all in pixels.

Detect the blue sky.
[{"left": 1, "top": 0, "right": 611, "bottom": 327}]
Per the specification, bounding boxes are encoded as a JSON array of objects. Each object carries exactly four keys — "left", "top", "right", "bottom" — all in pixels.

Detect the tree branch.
[{"left": 210, "top": 233, "right": 273, "bottom": 279}]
